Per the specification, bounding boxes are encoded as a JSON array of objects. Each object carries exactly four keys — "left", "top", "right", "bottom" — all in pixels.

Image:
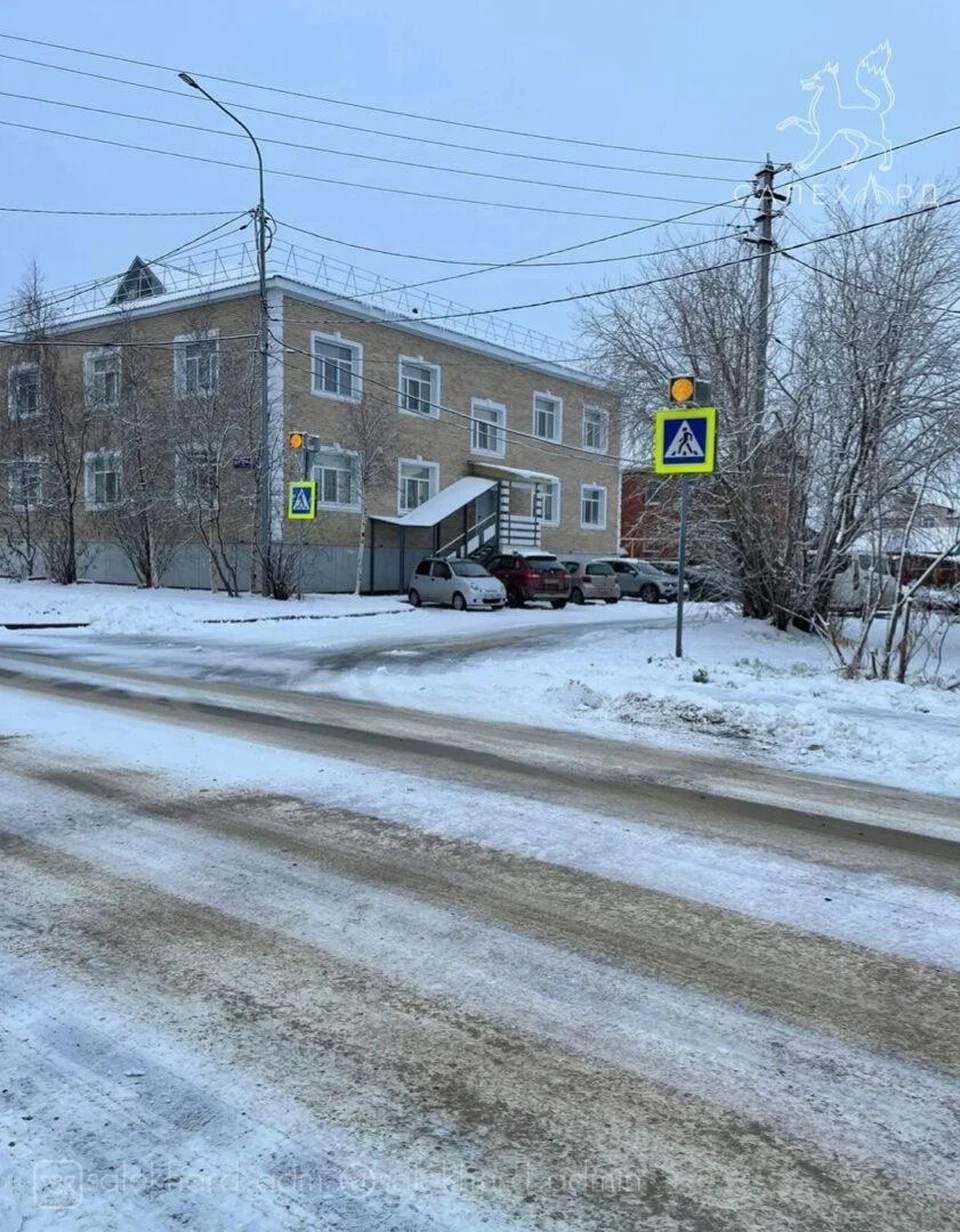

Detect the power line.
[
  {"left": 0, "top": 118, "right": 710, "bottom": 225},
  {"left": 0, "top": 50, "right": 744, "bottom": 186},
  {"left": 0, "top": 332, "right": 257, "bottom": 348},
  {"left": 275, "top": 218, "right": 742, "bottom": 269},
  {"left": 409, "top": 195, "right": 960, "bottom": 323},
  {"left": 0, "top": 88, "right": 717, "bottom": 207},
  {"left": 272, "top": 201, "right": 753, "bottom": 306},
  {"left": 0, "top": 206, "right": 242, "bottom": 218},
  {"left": 269, "top": 121, "right": 960, "bottom": 307},
  {"left": 0, "top": 32, "right": 757, "bottom": 165},
  {"left": 781, "top": 249, "right": 960, "bottom": 316}
]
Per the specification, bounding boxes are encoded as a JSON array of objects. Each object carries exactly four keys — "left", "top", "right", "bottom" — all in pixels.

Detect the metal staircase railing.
[{"left": 437, "top": 509, "right": 499, "bottom": 559}]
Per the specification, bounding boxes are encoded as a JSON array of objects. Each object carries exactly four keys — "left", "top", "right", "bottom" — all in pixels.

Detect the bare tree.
[
  {"left": 784, "top": 200, "right": 960, "bottom": 627},
  {"left": 97, "top": 311, "right": 181, "bottom": 587},
  {"left": 173, "top": 311, "right": 260, "bottom": 596},
  {"left": 3, "top": 264, "right": 93, "bottom": 584},
  {"left": 339, "top": 395, "right": 398, "bottom": 595},
  {"left": 581, "top": 239, "right": 805, "bottom": 625},
  {"left": 581, "top": 198, "right": 960, "bottom": 637}
]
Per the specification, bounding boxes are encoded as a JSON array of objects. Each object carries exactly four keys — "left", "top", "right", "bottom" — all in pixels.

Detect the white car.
[{"left": 409, "top": 556, "right": 507, "bottom": 610}]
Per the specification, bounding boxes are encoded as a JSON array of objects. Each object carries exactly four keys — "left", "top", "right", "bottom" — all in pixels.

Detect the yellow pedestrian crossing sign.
[
  {"left": 287, "top": 480, "right": 317, "bottom": 520},
  {"left": 653, "top": 406, "right": 717, "bottom": 474}
]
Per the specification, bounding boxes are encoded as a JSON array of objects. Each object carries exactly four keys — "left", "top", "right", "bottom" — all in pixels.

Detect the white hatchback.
[{"left": 409, "top": 557, "right": 507, "bottom": 611}]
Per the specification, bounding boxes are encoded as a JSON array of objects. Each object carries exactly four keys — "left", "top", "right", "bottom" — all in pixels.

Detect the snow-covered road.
[{"left": 2, "top": 646, "right": 960, "bottom": 1230}]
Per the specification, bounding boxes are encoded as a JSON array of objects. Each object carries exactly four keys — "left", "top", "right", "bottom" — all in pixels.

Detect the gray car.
[
  {"left": 409, "top": 556, "right": 507, "bottom": 610},
  {"left": 599, "top": 558, "right": 683, "bottom": 603}
]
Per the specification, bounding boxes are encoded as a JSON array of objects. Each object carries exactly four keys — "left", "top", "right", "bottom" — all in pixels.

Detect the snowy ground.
[
  {"left": 2, "top": 578, "right": 959, "bottom": 797},
  {"left": 0, "top": 577, "right": 410, "bottom": 635},
  {"left": 2, "top": 686, "right": 960, "bottom": 1229},
  {"left": 323, "top": 607, "right": 960, "bottom": 797}
]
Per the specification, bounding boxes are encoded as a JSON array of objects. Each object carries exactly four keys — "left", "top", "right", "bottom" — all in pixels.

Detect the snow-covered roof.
[
  {"left": 372, "top": 477, "right": 496, "bottom": 528},
  {"left": 470, "top": 462, "right": 561, "bottom": 484},
  {"left": 883, "top": 527, "right": 960, "bottom": 556}
]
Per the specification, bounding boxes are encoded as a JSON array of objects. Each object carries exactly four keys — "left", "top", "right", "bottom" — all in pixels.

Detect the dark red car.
[{"left": 485, "top": 551, "right": 571, "bottom": 608}]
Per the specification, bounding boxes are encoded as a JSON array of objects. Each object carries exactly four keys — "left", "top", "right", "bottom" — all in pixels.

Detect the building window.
[
  {"left": 471, "top": 399, "right": 506, "bottom": 458},
  {"left": 582, "top": 406, "right": 609, "bottom": 453},
  {"left": 398, "top": 458, "right": 439, "bottom": 514},
  {"left": 399, "top": 358, "right": 440, "bottom": 417},
  {"left": 84, "top": 348, "right": 122, "bottom": 409},
  {"left": 312, "top": 333, "right": 362, "bottom": 401},
  {"left": 580, "top": 484, "right": 607, "bottom": 529},
  {"left": 84, "top": 450, "right": 122, "bottom": 510},
  {"left": 533, "top": 393, "right": 562, "bottom": 443},
  {"left": 7, "top": 458, "right": 43, "bottom": 509},
  {"left": 645, "top": 479, "right": 662, "bottom": 505},
  {"left": 313, "top": 447, "right": 361, "bottom": 509},
  {"left": 531, "top": 480, "right": 560, "bottom": 527},
  {"left": 175, "top": 332, "right": 219, "bottom": 399},
  {"left": 176, "top": 446, "right": 219, "bottom": 510},
  {"left": 7, "top": 363, "right": 42, "bottom": 419}
]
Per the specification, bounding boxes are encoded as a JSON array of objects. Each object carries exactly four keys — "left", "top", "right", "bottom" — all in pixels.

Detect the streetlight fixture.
[{"left": 178, "top": 70, "right": 273, "bottom": 597}]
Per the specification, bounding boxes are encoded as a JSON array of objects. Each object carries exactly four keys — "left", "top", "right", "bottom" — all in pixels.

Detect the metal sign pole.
[
  {"left": 656, "top": 378, "right": 715, "bottom": 659},
  {"left": 675, "top": 474, "right": 691, "bottom": 658}
]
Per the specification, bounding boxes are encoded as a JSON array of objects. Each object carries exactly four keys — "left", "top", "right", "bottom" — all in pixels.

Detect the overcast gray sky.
[{"left": 1, "top": 1, "right": 957, "bottom": 345}]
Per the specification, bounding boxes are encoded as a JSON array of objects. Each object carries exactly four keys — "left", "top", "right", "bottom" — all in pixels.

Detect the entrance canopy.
[
  {"left": 469, "top": 462, "right": 559, "bottom": 485},
  {"left": 371, "top": 476, "right": 496, "bottom": 528}
]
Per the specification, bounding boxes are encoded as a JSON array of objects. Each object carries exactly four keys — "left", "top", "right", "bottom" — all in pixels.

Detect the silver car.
[
  {"left": 409, "top": 556, "right": 507, "bottom": 610},
  {"left": 600, "top": 558, "right": 684, "bottom": 603}
]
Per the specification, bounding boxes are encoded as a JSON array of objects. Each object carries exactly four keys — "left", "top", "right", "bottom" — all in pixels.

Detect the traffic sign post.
[
  {"left": 654, "top": 396, "right": 717, "bottom": 657},
  {"left": 287, "top": 480, "right": 317, "bottom": 521}
]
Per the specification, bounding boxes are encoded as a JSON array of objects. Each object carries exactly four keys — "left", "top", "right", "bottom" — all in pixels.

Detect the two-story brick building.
[{"left": 1, "top": 256, "right": 620, "bottom": 592}]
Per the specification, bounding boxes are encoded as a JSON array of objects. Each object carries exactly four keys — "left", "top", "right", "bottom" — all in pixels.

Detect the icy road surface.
[{"left": 2, "top": 650, "right": 960, "bottom": 1230}]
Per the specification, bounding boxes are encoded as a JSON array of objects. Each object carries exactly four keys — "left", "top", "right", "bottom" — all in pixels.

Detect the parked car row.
[{"left": 407, "top": 551, "right": 700, "bottom": 611}]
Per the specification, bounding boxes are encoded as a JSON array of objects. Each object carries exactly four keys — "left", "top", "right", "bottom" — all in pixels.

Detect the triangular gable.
[{"left": 109, "top": 257, "right": 166, "bottom": 305}]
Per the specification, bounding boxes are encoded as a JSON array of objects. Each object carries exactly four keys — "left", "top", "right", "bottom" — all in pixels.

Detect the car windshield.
[
  {"left": 586, "top": 562, "right": 614, "bottom": 575},
  {"left": 525, "top": 557, "right": 563, "bottom": 572},
  {"left": 450, "top": 561, "right": 490, "bottom": 578}
]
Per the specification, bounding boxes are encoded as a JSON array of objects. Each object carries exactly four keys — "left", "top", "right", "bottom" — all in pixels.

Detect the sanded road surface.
[{"left": 2, "top": 647, "right": 959, "bottom": 1230}]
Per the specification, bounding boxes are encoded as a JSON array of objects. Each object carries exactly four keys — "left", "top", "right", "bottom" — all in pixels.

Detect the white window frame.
[
  {"left": 83, "top": 347, "right": 122, "bottom": 410},
  {"left": 7, "top": 362, "right": 43, "bottom": 420},
  {"left": 174, "top": 331, "right": 220, "bottom": 400},
  {"left": 84, "top": 449, "right": 123, "bottom": 511},
  {"left": 582, "top": 406, "right": 609, "bottom": 454},
  {"left": 398, "top": 457, "right": 439, "bottom": 515},
  {"left": 580, "top": 484, "right": 608, "bottom": 530},
  {"left": 398, "top": 356, "right": 441, "bottom": 418},
  {"left": 6, "top": 456, "right": 44, "bottom": 510},
  {"left": 531, "top": 480, "right": 561, "bottom": 528},
  {"left": 175, "top": 445, "right": 220, "bottom": 511},
  {"left": 312, "top": 445, "right": 361, "bottom": 511},
  {"left": 311, "top": 331, "right": 363, "bottom": 403},
  {"left": 470, "top": 398, "right": 507, "bottom": 459},
  {"left": 532, "top": 392, "right": 562, "bottom": 443}
]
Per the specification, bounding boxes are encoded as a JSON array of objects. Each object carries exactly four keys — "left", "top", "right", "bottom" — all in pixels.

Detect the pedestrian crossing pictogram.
[{"left": 664, "top": 420, "right": 706, "bottom": 461}]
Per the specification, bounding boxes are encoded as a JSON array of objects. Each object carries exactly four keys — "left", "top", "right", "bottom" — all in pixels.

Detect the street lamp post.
[{"left": 178, "top": 71, "right": 273, "bottom": 597}]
